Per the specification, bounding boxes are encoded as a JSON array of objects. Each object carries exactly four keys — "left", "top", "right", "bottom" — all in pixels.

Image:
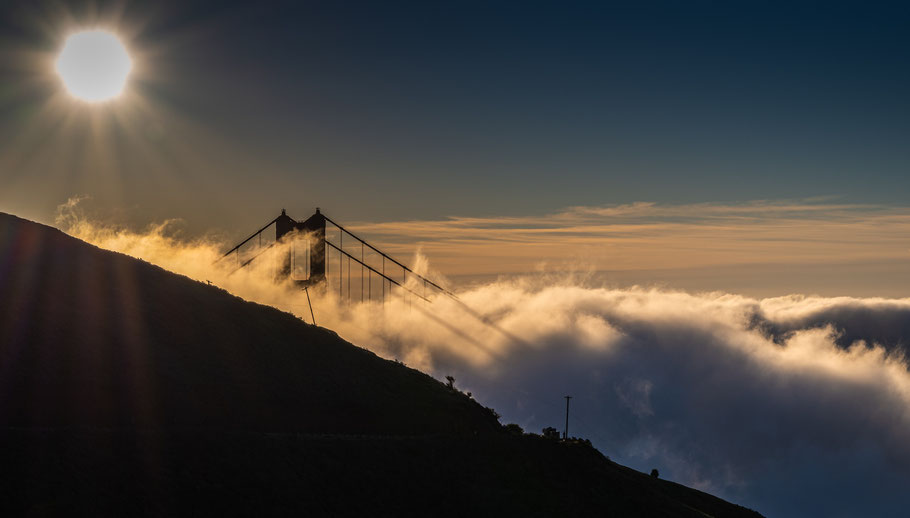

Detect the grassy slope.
[{"left": 0, "top": 213, "right": 763, "bottom": 517}]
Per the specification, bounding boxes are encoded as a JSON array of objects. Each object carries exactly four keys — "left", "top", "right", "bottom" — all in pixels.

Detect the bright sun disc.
[{"left": 56, "top": 30, "right": 132, "bottom": 102}]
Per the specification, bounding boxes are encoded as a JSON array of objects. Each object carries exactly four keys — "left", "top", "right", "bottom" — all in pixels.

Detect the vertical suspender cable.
[
  {"left": 361, "top": 242, "right": 364, "bottom": 303},
  {"left": 339, "top": 230, "right": 343, "bottom": 299}
]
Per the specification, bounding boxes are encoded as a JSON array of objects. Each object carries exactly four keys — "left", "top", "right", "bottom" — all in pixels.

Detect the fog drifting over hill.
[{"left": 60, "top": 202, "right": 910, "bottom": 518}]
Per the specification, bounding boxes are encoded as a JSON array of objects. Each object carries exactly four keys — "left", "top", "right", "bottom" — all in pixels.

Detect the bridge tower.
[
  {"left": 276, "top": 208, "right": 326, "bottom": 286},
  {"left": 225, "top": 207, "right": 454, "bottom": 304}
]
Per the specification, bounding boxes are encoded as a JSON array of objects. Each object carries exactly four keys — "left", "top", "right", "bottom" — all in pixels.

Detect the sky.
[
  {"left": 3, "top": 1, "right": 910, "bottom": 516},
  {"left": 2, "top": 0, "right": 910, "bottom": 294}
]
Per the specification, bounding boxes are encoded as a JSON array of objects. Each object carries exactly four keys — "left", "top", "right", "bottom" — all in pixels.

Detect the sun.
[{"left": 56, "top": 30, "right": 132, "bottom": 103}]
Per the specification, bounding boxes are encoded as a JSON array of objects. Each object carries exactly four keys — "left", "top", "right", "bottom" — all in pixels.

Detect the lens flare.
[{"left": 56, "top": 30, "right": 132, "bottom": 102}]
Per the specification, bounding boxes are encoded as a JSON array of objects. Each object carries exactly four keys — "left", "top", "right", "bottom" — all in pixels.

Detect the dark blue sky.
[
  {"left": 157, "top": 0, "right": 910, "bottom": 215},
  {"left": 3, "top": 0, "right": 909, "bottom": 228}
]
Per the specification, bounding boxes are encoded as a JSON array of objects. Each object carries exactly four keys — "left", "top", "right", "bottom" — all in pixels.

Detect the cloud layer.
[
  {"left": 341, "top": 200, "right": 910, "bottom": 297},
  {"left": 59, "top": 202, "right": 910, "bottom": 517}
]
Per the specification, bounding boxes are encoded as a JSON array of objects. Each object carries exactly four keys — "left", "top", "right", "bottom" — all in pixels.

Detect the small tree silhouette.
[
  {"left": 504, "top": 423, "right": 524, "bottom": 436},
  {"left": 650, "top": 468, "right": 659, "bottom": 479},
  {"left": 445, "top": 376, "right": 455, "bottom": 389}
]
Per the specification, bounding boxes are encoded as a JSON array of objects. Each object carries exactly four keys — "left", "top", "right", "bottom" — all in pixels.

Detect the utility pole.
[
  {"left": 303, "top": 286, "right": 316, "bottom": 326},
  {"left": 564, "top": 395, "right": 572, "bottom": 440}
]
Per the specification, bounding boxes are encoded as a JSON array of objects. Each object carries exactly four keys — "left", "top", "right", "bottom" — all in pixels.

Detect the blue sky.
[
  {"left": 2, "top": 0, "right": 910, "bottom": 229},
  {"left": 6, "top": 0, "right": 908, "bottom": 295},
  {"left": 175, "top": 0, "right": 910, "bottom": 215}
]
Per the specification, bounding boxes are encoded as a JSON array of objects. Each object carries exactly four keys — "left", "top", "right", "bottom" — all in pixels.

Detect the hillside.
[{"left": 0, "top": 212, "right": 764, "bottom": 517}]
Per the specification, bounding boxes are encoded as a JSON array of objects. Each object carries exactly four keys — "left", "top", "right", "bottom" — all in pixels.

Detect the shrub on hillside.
[{"left": 504, "top": 423, "right": 524, "bottom": 436}]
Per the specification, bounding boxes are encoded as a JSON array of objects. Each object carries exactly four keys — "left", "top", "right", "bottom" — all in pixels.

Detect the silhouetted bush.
[
  {"left": 563, "top": 437, "right": 594, "bottom": 448},
  {"left": 542, "top": 427, "right": 560, "bottom": 440},
  {"left": 504, "top": 423, "right": 524, "bottom": 436},
  {"left": 445, "top": 375, "right": 455, "bottom": 389},
  {"left": 651, "top": 468, "right": 660, "bottom": 479}
]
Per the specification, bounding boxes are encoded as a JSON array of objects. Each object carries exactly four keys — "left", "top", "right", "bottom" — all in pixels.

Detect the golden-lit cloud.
[
  {"left": 344, "top": 200, "right": 910, "bottom": 274},
  {"left": 316, "top": 200, "right": 910, "bottom": 298}
]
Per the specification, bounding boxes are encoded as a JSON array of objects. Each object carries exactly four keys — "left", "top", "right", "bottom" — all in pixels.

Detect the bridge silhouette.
[{"left": 223, "top": 209, "right": 455, "bottom": 305}]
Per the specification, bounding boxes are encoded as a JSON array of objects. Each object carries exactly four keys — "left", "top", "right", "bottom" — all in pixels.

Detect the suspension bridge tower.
[
  {"left": 275, "top": 208, "right": 327, "bottom": 286},
  {"left": 224, "top": 207, "right": 453, "bottom": 303}
]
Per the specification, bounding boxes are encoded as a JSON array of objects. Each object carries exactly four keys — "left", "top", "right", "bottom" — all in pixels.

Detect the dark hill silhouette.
[{"left": 0, "top": 212, "right": 764, "bottom": 517}]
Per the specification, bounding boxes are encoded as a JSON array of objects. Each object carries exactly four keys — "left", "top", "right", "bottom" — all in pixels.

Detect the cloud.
[
  {"left": 58, "top": 199, "right": 910, "bottom": 517},
  {"left": 340, "top": 201, "right": 910, "bottom": 296},
  {"left": 754, "top": 295, "right": 910, "bottom": 351},
  {"left": 419, "top": 284, "right": 910, "bottom": 517}
]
